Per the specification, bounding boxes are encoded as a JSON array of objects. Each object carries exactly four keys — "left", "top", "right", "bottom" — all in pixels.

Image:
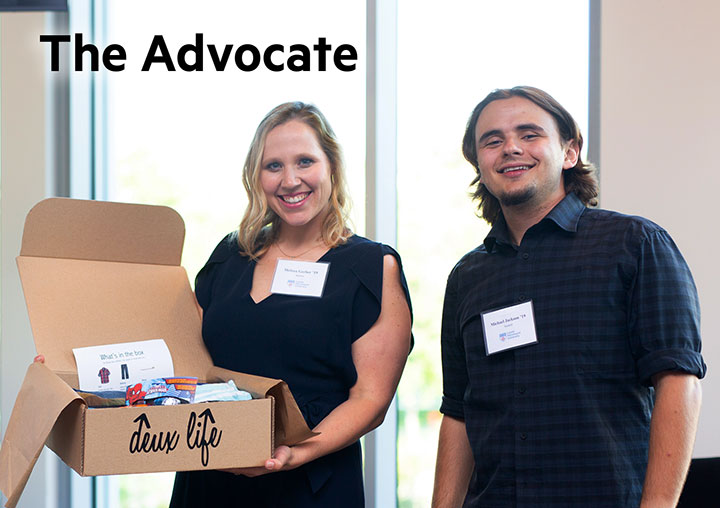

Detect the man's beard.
[{"left": 498, "top": 186, "right": 536, "bottom": 207}]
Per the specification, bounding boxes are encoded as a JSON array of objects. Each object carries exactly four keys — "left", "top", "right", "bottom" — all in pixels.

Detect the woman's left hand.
[{"left": 220, "top": 445, "right": 293, "bottom": 477}]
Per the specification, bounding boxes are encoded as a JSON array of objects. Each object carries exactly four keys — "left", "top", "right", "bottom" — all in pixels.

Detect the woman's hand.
[
  {"left": 34, "top": 354, "right": 45, "bottom": 363},
  {"left": 220, "top": 445, "right": 294, "bottom": 477}
]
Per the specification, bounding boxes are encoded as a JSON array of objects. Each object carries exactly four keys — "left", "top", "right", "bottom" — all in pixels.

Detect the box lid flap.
[
  {"left": 0, "top": 363, "right": 85, "bottom": 508},
  {"left": 16, "top": 198, "right": 214, "bottom": 380},
  {"left": 21, "top": 198, "right": 184, "bottom": 265}
]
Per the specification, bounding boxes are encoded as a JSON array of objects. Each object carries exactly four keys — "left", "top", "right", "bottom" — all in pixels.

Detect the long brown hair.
[{"left": 462, "top": 86, "right": 598, "bottom": 225}]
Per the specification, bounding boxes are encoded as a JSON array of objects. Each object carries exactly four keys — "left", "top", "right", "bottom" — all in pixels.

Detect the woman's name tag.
[
  {"left": 270, "top": 259, "right": 330, "bottom": 298},
  {"left": 481, "top": 300, "right": 538, "bottom": 355}
]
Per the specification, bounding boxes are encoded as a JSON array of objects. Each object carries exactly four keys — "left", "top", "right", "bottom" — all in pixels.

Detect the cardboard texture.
[{"left": 0, "top": 198, "right": 315, "bottom": 508}]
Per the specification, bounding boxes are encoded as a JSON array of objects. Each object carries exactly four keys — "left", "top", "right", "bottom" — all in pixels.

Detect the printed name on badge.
[
  {"left": 270, "top": 259, "right": 330, "bottom": 298},
  {"left": 481, "top": 300, "right": 538, "bottom": 355}
]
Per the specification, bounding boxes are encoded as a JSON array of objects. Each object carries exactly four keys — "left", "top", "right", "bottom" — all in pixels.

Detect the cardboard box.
[{"left": 0, "top": 198, "right": 314, "bottom": 508}]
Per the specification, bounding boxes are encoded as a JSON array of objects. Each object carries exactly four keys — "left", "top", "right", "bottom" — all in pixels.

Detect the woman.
[{"left": 169, "top": 102, "right": 413, "bottom": 507}]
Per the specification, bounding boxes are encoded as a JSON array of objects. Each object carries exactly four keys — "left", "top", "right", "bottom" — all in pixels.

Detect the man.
[{"left": 432, "top": 86, "right": 705, "bottom": 508}]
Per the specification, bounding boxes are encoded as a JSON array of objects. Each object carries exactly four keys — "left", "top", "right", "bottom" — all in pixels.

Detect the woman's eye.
[
  {"left": 265, "top": 161, "right": 281, "bottom": 171},
  {"left": 298, "top": 158, "right": 314, "bottom": 167}
]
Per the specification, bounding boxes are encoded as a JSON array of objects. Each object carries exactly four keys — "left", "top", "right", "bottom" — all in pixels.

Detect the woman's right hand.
[{"left": 34, "top": 354, "right": 45, "bottom": 363}]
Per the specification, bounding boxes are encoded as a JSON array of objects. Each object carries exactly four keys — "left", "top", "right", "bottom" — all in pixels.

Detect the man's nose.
[{"left": 503, "top": 137, "right": 522, "bottom": 155}]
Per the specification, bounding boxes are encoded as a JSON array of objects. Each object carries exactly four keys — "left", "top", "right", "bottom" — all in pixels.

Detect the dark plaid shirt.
[{"left": 440, "top": 193, "right": 706, "bottom": 507}]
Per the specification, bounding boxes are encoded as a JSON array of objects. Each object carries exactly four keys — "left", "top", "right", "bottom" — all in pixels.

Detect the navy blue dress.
[{"left": 170, "top": 234, "right": 412, "bottom": 508}]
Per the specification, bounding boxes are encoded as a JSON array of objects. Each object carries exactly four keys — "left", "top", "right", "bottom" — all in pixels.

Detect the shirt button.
[
  {"left": 518, "top": 386, "right": 526, "bottom": 394},
  {"left": 518, "top": 294, "right": 525, "bottom": 302},
  {"left": 520, "top": 433, "right": 527, "bottom": 440},
  {"left": 522, "top": 253, "right": 529, "bottom": 260}
]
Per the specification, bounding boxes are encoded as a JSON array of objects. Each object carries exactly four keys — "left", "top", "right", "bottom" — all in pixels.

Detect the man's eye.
[
  {"left": 522, "top": 134, "right": 539, "bottom": 140},
  {"left": 484, "top": 140, "right": 501, "bottom": 147}
]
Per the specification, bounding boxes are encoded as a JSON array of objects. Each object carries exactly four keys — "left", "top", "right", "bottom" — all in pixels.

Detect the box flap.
[
  {"left": 209, "top": 367, "right": 317, "bottom": 446},
  {"left": 20, "top": 198, "right": 184, "bottom": 265},
  {"left": 17, "top": 256, "right": 212, "bottom": 380},
  {"left": 16, "top": 198, "right": 214, "bottom": 380},
  {"left": 0, "top": 363, "right": 85, "bottom": 508}
]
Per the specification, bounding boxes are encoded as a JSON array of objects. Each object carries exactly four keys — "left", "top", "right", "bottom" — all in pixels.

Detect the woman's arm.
[{"left": 229, "top": 253, "right": 412, "bottom": 476}]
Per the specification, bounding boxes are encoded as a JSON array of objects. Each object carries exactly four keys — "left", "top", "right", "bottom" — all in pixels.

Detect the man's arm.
[
  {"left": 640, "top": 371, "right": 702, "bottom": 508},
  {"left": 432, "top": 414, "right": 474, "bottom": 508}
]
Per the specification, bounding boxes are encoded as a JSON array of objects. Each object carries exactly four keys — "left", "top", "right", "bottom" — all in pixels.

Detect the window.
[
  {"left": 89, "top": 1, "right": 365, "bottom": 506},
  {"left": 68, "top": 1, "right": 588, "bottom": 506},
  {"left": 396, "top": 1, "right": 589, "bottom": 505},
  {"left": 102, "top": 0, "right": 366, "bottom": 280}
]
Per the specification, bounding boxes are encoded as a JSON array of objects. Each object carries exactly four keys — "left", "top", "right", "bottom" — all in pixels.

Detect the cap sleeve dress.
[{"left": 170, "top": 234, "right": 412, "bottom": 508}]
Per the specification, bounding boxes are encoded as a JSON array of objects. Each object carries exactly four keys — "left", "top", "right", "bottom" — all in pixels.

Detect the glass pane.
[
  {"left": 396, "top": 2, "right": 589, "bottom": 506},
  {"left": 99, "top": 1, "right": 365, "bottom": 505},
  {"left": 104, "top": 0, "right": 366, "bottom": 281}
]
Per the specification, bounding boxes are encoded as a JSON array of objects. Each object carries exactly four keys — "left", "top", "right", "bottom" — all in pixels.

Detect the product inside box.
[
  {"left": 76, "top": 376, "right": 250, "bottom": 407},
  {"left": 0, "top": 198, "right": 315, "bottom": 508}
]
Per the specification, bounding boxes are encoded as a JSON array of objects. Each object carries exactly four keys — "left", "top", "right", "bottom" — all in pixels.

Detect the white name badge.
[
  {"left": 270, "top": 259, "right": 330, "bottom": 298},
  {"left": 481, "top": 300, "right": 538, "bottom": 355}
]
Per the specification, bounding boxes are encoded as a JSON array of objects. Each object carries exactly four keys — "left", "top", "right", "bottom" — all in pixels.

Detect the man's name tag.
[
  {"left": 481, "top": 300, "right": 538, "bottom": 355},
  {"left": 270, "top": 259, "right": 330, "bottom": 298}
]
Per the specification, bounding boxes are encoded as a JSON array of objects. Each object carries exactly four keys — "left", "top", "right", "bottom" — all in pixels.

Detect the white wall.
[
  {"left": 598, "top": 0, "right": 720, "bottom": 457},
  {"left": 0, "top": 12, "right": 63, "bottom": 508}
]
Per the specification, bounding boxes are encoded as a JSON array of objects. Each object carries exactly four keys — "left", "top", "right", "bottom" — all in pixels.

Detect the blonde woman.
[{"left": 170, "top": 102, "right": 413, "bottom": 507}]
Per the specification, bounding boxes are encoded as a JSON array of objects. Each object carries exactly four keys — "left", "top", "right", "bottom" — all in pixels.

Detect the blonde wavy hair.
[{"left": 237, "top": 102, "right": 352, "bottom": 258}]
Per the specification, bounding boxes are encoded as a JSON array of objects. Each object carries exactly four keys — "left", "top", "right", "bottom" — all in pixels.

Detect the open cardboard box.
[{"left": 0, "top": 198, "right": 314, "bottom": 508}]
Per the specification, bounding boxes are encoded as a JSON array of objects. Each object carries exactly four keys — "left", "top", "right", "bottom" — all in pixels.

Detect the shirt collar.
[
  {"left": 543, "top": 192, "right": 585, "bottom": 233},
  {"left": 483, "top": 192, "right": 586, "bottom": 252},
  {"left": 483, "top": 214, "right": 511, "bottom": 252}
]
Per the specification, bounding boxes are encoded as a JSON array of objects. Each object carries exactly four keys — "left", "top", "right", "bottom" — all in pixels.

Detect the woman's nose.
[{"left": 281, "top": 167, "right": 300, "bottom": 187}]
